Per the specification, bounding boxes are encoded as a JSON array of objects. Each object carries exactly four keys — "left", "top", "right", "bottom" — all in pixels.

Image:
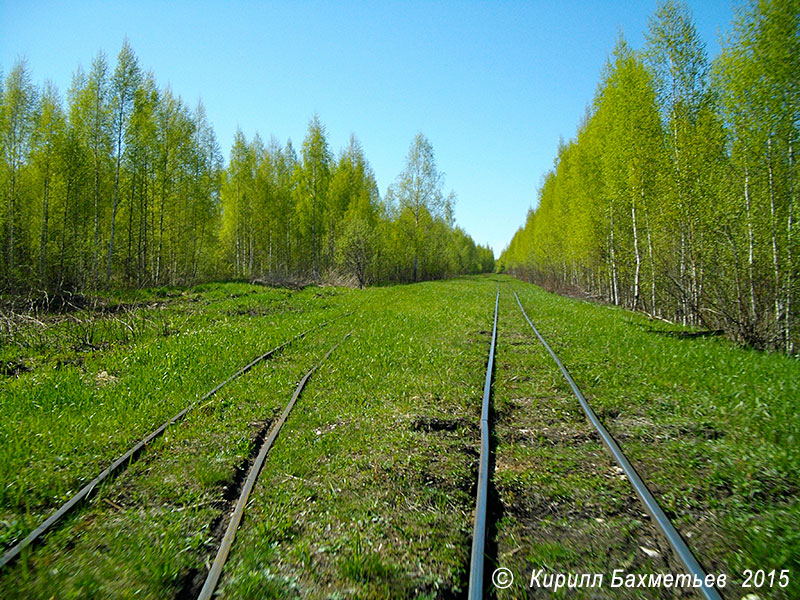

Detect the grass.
[
  {"left": 0, "top": 275, "right": 797, "bottom": 599},
  {"left": 218, "top": 279, "right": 492, "bottom": 599}
]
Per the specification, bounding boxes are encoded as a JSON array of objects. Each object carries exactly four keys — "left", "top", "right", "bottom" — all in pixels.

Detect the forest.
[
  {"left": 0, "top": 43, "right": 494, "bottom": 296},
  {"left": 498, "top": 0, "right": 798, "bottom": 352}
]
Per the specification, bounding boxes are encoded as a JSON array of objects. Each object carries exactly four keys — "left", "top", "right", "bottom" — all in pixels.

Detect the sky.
[{"left": 1, "top": 0, "right": 736, "bottom": 255}]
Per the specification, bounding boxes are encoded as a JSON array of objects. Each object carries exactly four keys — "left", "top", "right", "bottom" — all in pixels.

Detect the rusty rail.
[
  {"left": 0, "top": 317, "right": 341, "bottom": 569},
  {"left": 197, "top": 332, "right": 351, "bottom": 600}
]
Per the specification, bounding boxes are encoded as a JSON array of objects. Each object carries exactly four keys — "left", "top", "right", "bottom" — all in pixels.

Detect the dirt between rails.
[
  {"left": 175, "top": 418, "right": 274, "bottom": 600},
  {"left": 492, "top": 393, "right": 700, "bottom": 599}
]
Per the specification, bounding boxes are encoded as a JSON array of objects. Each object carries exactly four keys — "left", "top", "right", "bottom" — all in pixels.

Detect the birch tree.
[
  {"left": 714, "top": 0, "right": 800, "bottom": 349},
  {"left": 70, "top": 52, "right": 112, "bottom": 287},
  {"left": 31, "top": 81, "right": 66, "bottom": 286},
  {"left": 645, "top": 0, "right": 711, "bottom": 324},
  {"left": 390, "top": 133, "right": 447, "bottom": 282},
  {"left": 1, "top": 60, "right": 38, "bottom": 290},
  {"left": 595, "top": 38, "right": 664, "bottom": 312},
  {"left": 295, "top": 115, "right": 331, "bottom": 277},
  {"left": 107, "top": 39, "right": 140, "bottom": 283}
]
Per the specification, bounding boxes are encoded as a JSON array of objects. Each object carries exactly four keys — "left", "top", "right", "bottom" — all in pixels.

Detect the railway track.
[
  {"left": 468, "top": 288, "right": 499, "bottom": 599},
  {"left": 0, "top": 315, "right": 344, "bottom": 569},
  {"left": 468, "top": 286, "right": 722, "bottom": 599},
  {"left": 196, "top": 331, "right": 351, "bottom": 600}
]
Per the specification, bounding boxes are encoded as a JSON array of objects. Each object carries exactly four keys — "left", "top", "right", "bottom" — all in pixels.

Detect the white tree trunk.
[{"left": 632, "top": 196, "right": 641, "bottom": 311}]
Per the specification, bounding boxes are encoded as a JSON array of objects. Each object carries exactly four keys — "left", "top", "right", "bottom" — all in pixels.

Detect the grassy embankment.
[{"left": 0, "top": 276, "right": 797, "bottom": 599}]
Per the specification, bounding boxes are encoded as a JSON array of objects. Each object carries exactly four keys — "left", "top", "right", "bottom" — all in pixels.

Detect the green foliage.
[
  {"left": 213, "top": 121, "right": 492, "bottom": 286},
  {"left": 500, "top": 0, "right": 798, "bottom": 352},
  {"left": 388, "top": 133, "right": 452, "bottom": 282},
  {"left": 294, "top": 114, "right": 332, "bottom": 276},
  {"left": 1, "top": 60, "right": 38, "bottom": 290},
  {"left": 2, "top": 42, "right": 493, "bottom": 297},
  {"left": 0, "top": 42, "right": 225, "bottom": 294},
  {"left": 335, "top": 215, "right": 377, "bottom": 288}
]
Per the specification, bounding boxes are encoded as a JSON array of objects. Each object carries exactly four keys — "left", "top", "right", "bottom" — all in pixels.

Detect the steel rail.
[
  {"left": 468, "top": 288, "right": 499, "bottom": 600},
  {"left": 197, "top": 331, "right": 352, "bottom": 600},
  {"left": 0, "top": 316, "right": 343, "bottom": 570},
  {"left": 512, "top": 289, "right": 723, "bottom": 600}
]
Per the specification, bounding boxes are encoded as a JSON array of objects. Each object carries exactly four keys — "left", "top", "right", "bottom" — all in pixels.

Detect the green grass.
[
  {"left": 0, "top": 275, "right": 797, "bottom": 599},
  {"left": 218, "top": 279, "right": 493, "bottom": 599}
]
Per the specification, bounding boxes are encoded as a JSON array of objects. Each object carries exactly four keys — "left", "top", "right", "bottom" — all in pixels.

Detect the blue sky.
[{"left": 1, "top": 0, "right": 735, "bottom": 255}]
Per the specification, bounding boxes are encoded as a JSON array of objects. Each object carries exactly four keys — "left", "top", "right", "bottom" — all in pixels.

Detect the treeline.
[
  {"left": 0, "top": 41, "right": 493, "bottom": 296},
  {"left": 220, "top": 125, "right": 493, "bottom": 287},
  {"left": 498, "top": 0, "right": 798, "bottom": 352}
]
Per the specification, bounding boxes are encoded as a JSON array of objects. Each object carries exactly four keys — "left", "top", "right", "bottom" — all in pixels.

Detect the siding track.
[
  {"left": 510, "top": 288, "right": 722, "bottom": 600},
  {"left": 197, "top": 331, "right": 351, "bottom": 600},
  {"left": 0, "top": 316, "right": 341, "bottom": 570}
]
